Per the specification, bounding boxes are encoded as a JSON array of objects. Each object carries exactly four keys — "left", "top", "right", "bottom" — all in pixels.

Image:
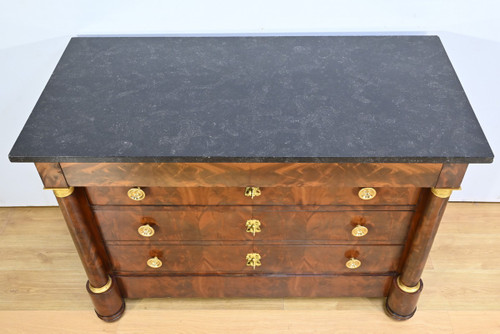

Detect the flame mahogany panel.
[
  {"left": 253, "top": 207, "right": 413, "bottom": 243},
  {"left": 95, "top": 206, "right": 252, "bottom": 241},
  {"left": 86, "top": 186, "right": 421, "bottom": 206},
  {"left": 107, "top": 244, "right": 403, "bottom": 275},
  {"left": 94, "top": 205, "right": 414, "bottom": 243},
  {"left": 35, "top": 162, "right": 68, "bottom": 187},
  {"left": 116, "top": 274, "right": 394, "bottom": 298},
  {"left": 435, "top": 163, "right": 468, "bottom": 188},
  {"left": 61, "top": 162, "right": 442, "bottom": 187}
]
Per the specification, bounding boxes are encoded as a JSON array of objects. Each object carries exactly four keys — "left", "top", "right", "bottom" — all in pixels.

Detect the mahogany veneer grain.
[
  {"left": 35, "top": 162, "right": 68, "bottom": 188},
  {"left": 86, "top": 186, "right": 420, "bottom": 206},
  {"left": 107, "top": 244, "right": 403, "bottom": 275},
  {"left": 61, "top": 162, "right": 442, "bottom": 187},
  {"left": 116, "top": 274, "right": 394, "bottom": 298},
  {"left": 435, "top": 163, "right": 468, "bottom": 188},
  {"left": 94, "top": 206, "right": 413, "bottom": 243}
]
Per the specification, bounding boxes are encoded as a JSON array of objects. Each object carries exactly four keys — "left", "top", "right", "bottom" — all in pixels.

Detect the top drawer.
[
  {"left": 86, "top": 186, "right": 420, "bottom": 206},
  {"left": 61, "top": 162, "right": 442, "bottom": 187}
]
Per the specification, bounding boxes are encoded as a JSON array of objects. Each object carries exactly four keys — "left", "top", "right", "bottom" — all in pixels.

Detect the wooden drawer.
[
  {"left": 87, "top": 186, "right": 420, "bottom": 206},
  {"left": 107, "top": 244, "right": 403, "bottom": 274},
  {"left": 95, "top": 206, "right": 413, "bottom": 243},
  {"left": 61, "top": 162, "right": 442, "bottom": 187},
  {"left": 116, "top": 274, "right": 394, "bottom": 298}
]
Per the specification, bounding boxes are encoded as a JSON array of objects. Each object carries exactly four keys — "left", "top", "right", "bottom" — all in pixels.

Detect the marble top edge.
[
  {"left": 8, "top": 155, "right": 494, "bottom": 164},
  {"left": 9, "top": 36, "right": 494, "bottom": 164}
]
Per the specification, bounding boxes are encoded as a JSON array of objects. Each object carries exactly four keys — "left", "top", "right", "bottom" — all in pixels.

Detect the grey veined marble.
[{"left": 9, "top": 36, "right": 493, "bottom": 163}]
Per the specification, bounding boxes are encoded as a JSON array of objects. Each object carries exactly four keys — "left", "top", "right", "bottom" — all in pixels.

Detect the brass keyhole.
[
  {"left": 246, "top": 253, "right": 262, "bottom": 269},
  {"left": 245, "top": 219, "right": 262, "bottom": 236},
  {"left": 244, "top": 187, "right": 261, "bottom": 199}
]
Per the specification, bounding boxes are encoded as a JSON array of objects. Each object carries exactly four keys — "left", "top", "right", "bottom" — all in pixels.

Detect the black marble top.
[{"left": 9, "top": 36, "right": 493, "bottom": 163}]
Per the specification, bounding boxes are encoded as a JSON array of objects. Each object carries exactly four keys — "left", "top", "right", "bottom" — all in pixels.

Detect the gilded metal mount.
[
  {"left": 358, "top": 187, "right": 376, "bottom": 200},
  {"left": 138, "top": 224, "right": 155, "bottom": 237},
  {"left": 246, "top": 253, "right": 262, "bottom": 269},
  {"left": 88, "top": 275, "right": 113, "bottom": 294},
  {"left": 352, "top": 225, "right": 368, "bottom": 237},
  {"left": 128, "top": 187, "right": 146, "bottom": 201},
  {"left": 245, "top": 219, "right": 262, "bottom": 236},
  {"left": 346, "top": 258, "right": 361, "bottom": 269},
  {"left": 431, "top": 187, "right": 461, "bottom": 199},
  {"left": 44, "top": 187, "right": 75, "bottom": 198},
  {"left": 147, "top": 256, "right": 163, "bottom": 269},
  {"left": 396, "top": 276, "right": 421, "bottom": 293},
  {"left": 244, "top": 187, "right": 261, "bottom": 199}
]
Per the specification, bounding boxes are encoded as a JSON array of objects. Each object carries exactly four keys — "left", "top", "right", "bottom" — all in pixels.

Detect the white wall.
[{"left": 1, "top": 0, "right": 499, "bottom": 206}]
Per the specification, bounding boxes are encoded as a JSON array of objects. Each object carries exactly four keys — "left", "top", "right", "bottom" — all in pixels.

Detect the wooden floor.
[{"left": 0, "top": 203, "right": 499, "bottom": 333}]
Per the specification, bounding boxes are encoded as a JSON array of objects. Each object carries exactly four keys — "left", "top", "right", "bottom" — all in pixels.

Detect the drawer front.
[
  {"left": 95, "top": 206, "right": 251, "bottom": 241},
  {"left": 253, "top": 208, "right": 413, "bottom": 242},
  {"left": 87, "top": 186, "right": 420, "bottom": 206},
  {"left": 116, "top": 274, "right": 394, "bottom": 298},
  {"left": 62, "top": 162, "right": 442, "bottom": 187},
  {"left": 95, "top": 206, "right": 413, "bottom": 243},
  {"left": 107, "top": 244, "right": 403, "bottom": 274}
]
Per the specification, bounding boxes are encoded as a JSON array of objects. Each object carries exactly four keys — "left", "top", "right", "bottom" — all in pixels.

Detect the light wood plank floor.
[{"left": 0, "top": 203, "right": 499, "bottom": 333}]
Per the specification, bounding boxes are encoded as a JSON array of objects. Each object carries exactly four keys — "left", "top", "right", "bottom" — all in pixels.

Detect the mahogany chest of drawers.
[{"left": 9, "top": 36, "right": 493, "bottom": 321}]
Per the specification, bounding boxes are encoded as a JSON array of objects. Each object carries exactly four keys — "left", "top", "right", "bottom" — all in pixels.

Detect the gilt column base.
[
  {"left": 86, "top": 276, "right": 125, "bottom": 322},
  {"left": 385, "top": 276, "right": 423, "bottom": 321}
]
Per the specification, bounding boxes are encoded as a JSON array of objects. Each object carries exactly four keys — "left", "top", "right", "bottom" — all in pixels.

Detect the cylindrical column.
[
  {"left": 386, "top": 187, "right": 453, "bottom": 320},
  {"left": 54, "top": 187, "right": 125, "bottom": 322},
  {"left": 400, "top": 188, "right": 451, "bottom": 286}
]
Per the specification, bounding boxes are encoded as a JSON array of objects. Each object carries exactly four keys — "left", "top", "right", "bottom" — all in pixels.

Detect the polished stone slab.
[{"left": 9, "top": 36, "right": 493, "bottom": 163}]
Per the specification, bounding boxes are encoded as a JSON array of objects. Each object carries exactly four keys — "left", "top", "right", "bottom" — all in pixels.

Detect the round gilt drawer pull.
[
  {"left": 245, "top": 219, "right": 262, "bottom": 236},
  {"left": 358, "top": 187, "right": 376, "bottom": 200},
  {"left": 352, "top": 224, "right": 368, "bottom": 237},
  {"left": 346, "top": 257, "right": 361, "bottom": 269},
  {"left": 128, "top": 187, "right": 146, "bottom": 201},
  {"left": 244, "top": 187, "right": 261, "bottom": 199},
  {"left": 138, "top": 224, "right": 155, "bottom": 237},
  {"left": 147, "top": 256, "right": 162, "bottom": 269},
  {"left": 246, "top": 253, "right": 262, "bottom": 269}
]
